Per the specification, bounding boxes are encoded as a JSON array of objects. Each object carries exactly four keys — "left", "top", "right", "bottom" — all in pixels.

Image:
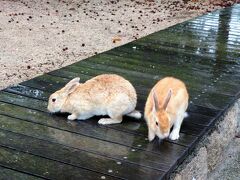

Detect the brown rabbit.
[
  {"left": 47, "top": 74, "right": 141, "bottom": 125},
  {"left": 144, "top": 77, "right": 189, "bottom": 141}
]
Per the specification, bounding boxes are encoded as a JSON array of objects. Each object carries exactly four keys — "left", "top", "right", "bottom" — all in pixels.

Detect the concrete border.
[{"left": 171, "top": 99, "right": 240, "bottom": 180}]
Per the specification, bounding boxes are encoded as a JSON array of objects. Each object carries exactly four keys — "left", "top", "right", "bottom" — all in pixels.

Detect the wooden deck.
[{"left": 0, "top": 4, "right": 240, "bottom": 180}]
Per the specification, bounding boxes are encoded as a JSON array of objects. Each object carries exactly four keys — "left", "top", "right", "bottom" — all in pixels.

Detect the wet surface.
[{"left": 0, "top": 4, "right": 240, "bottom": 180}]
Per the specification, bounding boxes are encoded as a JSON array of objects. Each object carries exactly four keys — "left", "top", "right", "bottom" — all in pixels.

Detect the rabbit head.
[
  {"left": 151, "top": 89, "right": 172, "bottom": 139},
  {"left": 47, "top": 77, "right": 80, "bottom": 113}
]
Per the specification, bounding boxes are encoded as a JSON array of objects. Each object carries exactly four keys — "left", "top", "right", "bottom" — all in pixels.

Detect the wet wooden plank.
[
  {"left": 104, "top": 50, "right": 240, "bottom": 93},
  {"left": 141, "top": 29, "right": 240, "bottom": 52},
  {"left": 5, "top": 74, "right": 219, "bottom": 129},
  {"left": 52, "top": 63, "right": 234, "bottom": 110},
  {"left": 20, "top": 74, "right": 223, "bottom": 117},
  {"left": 0, "top": 146, "right": 118, "bottom": 180},
  {"left": 127, "top": 42, "right": 240, "bottom": 75},
  {"left": 21, "top": 71, "right": 222, "bottom": 113},
  {"left": 46, "top": 71, "right": 220, "bottom": 116},
  {"left": 0, "top": 129, "right": 164, "bottom": 180},
  {"left": 31, "top": 69, "right": 233, "bottom": 111},
  {"left": 1, "top": 86, "right": 208, "bottom": 137},
  {"left": 0, "top": 94, "right": 204, "bottom": 145},
  {"left": 5, "top": 84, "right": 220, "bottom": 117},
  {"left": 0, "top": 114, "right": 185, "bottom": 171},
  {"left": 0, "top": 98, "right": 193, "bottom": 151},
  {"left": 2, "top": 87, "right": 208, "bottom": 151},
  {"left": 0, "top": 165, "right": 43, "bottom": 180},
  {"left": 107, "top": 47, "right": 240, "bottom": 84}
]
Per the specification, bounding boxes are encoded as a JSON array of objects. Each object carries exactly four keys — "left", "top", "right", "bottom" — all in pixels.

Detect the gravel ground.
[{"left": 0, "top": 0, "right": 237, "bottom": 89}]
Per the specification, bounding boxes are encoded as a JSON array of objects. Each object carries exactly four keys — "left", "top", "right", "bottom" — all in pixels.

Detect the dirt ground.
[{"left": 0, "top": 0, "right": 237, "bottom": 89}]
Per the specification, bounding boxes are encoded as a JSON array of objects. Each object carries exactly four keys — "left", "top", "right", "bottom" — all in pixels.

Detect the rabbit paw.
[
  {"left": 169, "top": 131, "right": 179, "bottom": 141},
  {"left": 68, "top": 114, "right": 77, "bottom": 121},
  {"left": 98, "top": 118, "right": 122, "bottom": 125},
  {"left": 148, "top": 129, "right": 155, "bottom": 142}
]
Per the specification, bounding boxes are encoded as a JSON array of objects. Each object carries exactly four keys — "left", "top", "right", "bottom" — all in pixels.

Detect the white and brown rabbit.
[
  {"left": 47, "top": 74, "right": 141, "bottom": 125},
  {"left": 144, "top": 77, "right": 189, "bottom": 141}
]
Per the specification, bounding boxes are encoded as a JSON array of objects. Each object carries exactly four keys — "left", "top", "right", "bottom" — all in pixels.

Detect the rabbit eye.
[
  {"left": 155, "top": 121, "right": 158, "bottom": 126},
  {"left": 52, "top": 98, "right": 56, "bottom": 102}
]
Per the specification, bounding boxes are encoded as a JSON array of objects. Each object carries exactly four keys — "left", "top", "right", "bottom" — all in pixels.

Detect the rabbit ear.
[
  {"left": 65, "top": 77, "right": 80, "bottom": 87},
  {"left": 162, "top": 89, "right": 172, "bottom": 110},
  {"left": 64, "top": 77, "right": 80, "bottom": 94},
  {"left": 152, "top": 89, "right": 159, "bottom": 112},
  {"left": 64, "top": 82, "right": 79, "bottom": 94}
]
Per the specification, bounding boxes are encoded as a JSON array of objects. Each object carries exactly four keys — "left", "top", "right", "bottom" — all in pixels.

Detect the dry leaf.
[{"left": 112, "top": 36, "right": 122, "bottom": 43}]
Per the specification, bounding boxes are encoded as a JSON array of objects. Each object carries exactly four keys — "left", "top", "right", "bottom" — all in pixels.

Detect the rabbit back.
[{"left": 63, "top": 74, "right": 137, "bottom": 117}]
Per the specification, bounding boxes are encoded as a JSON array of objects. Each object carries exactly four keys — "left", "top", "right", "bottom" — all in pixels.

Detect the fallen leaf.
[{"left": 112, "top": 36, "right": 122, "bottom": 43}]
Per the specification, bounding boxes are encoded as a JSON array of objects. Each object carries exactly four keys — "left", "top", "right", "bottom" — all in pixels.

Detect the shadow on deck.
[{"left": 0, "top": 4, "right": 240, "bottom": 180}]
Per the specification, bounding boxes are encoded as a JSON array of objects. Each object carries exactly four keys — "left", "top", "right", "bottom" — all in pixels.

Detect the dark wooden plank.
[
  {"left": 44, "top": 69, "right": 233, "bottom": 110},
  {"left": 7, "top": 74, "right": 220, "bottom": 128},
  {"left": 3, "top": 85, "right": 210, "bottom": 152},
  {"left": 141, "top": 29, "right": 240, "bottom": 51},
  {"left": 0, "top": 146, "right": 118, "bottom": 180},
  {"left": 174, "top": 23, "right": 240, "bottom": 38},
  {"left": 0, "top": 165, "right": 43, "bottom": 180},
  {"left": 187, "top": 104, "right": 220, "bottom": 117},
  {"left": 0, "top": 91, "right": 48, "bottom": 112},
  {"left": 68, "top": 60, "right": 235, "bottom": 110},
  {"left": 46, "top": 71, "right": 221, "bottom": 117},
  {"left": 5, "top": 84, "right": 221, "bottom": 117},
  {"left": 0, "top": 99, "right": 192, "bottom": 151},
  {"left": 111, "top": 45, "right": 240, "bottom": 76},
  {"left": 105, "top": 48, "right": 240, "bottom": 92},
  {"left": 0, "top": 89, "right": 205, "bottom": 174},
  {"left": 129, "top": 42, "right": 240, "bottom": 71},
  {"left": 0, "top": 129, "right": 164, "bottom": 180},
  {"left": 110, "top": 45, "right": 240, "bottom": 79},
  {"left": 1, "top": 87, "right": 206, "bottom": 138},
  {"left": 0, "top": 91, "right": 201, "bottom": 169},
  {"left": 106, "top": 117, "right": 207, "bottom": 137},
  {"left": 0, "top": 114, "right": 185, "bottom": 171},
  {"left": 0, "top": 92, "right": 204, "bottom": 142}
]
